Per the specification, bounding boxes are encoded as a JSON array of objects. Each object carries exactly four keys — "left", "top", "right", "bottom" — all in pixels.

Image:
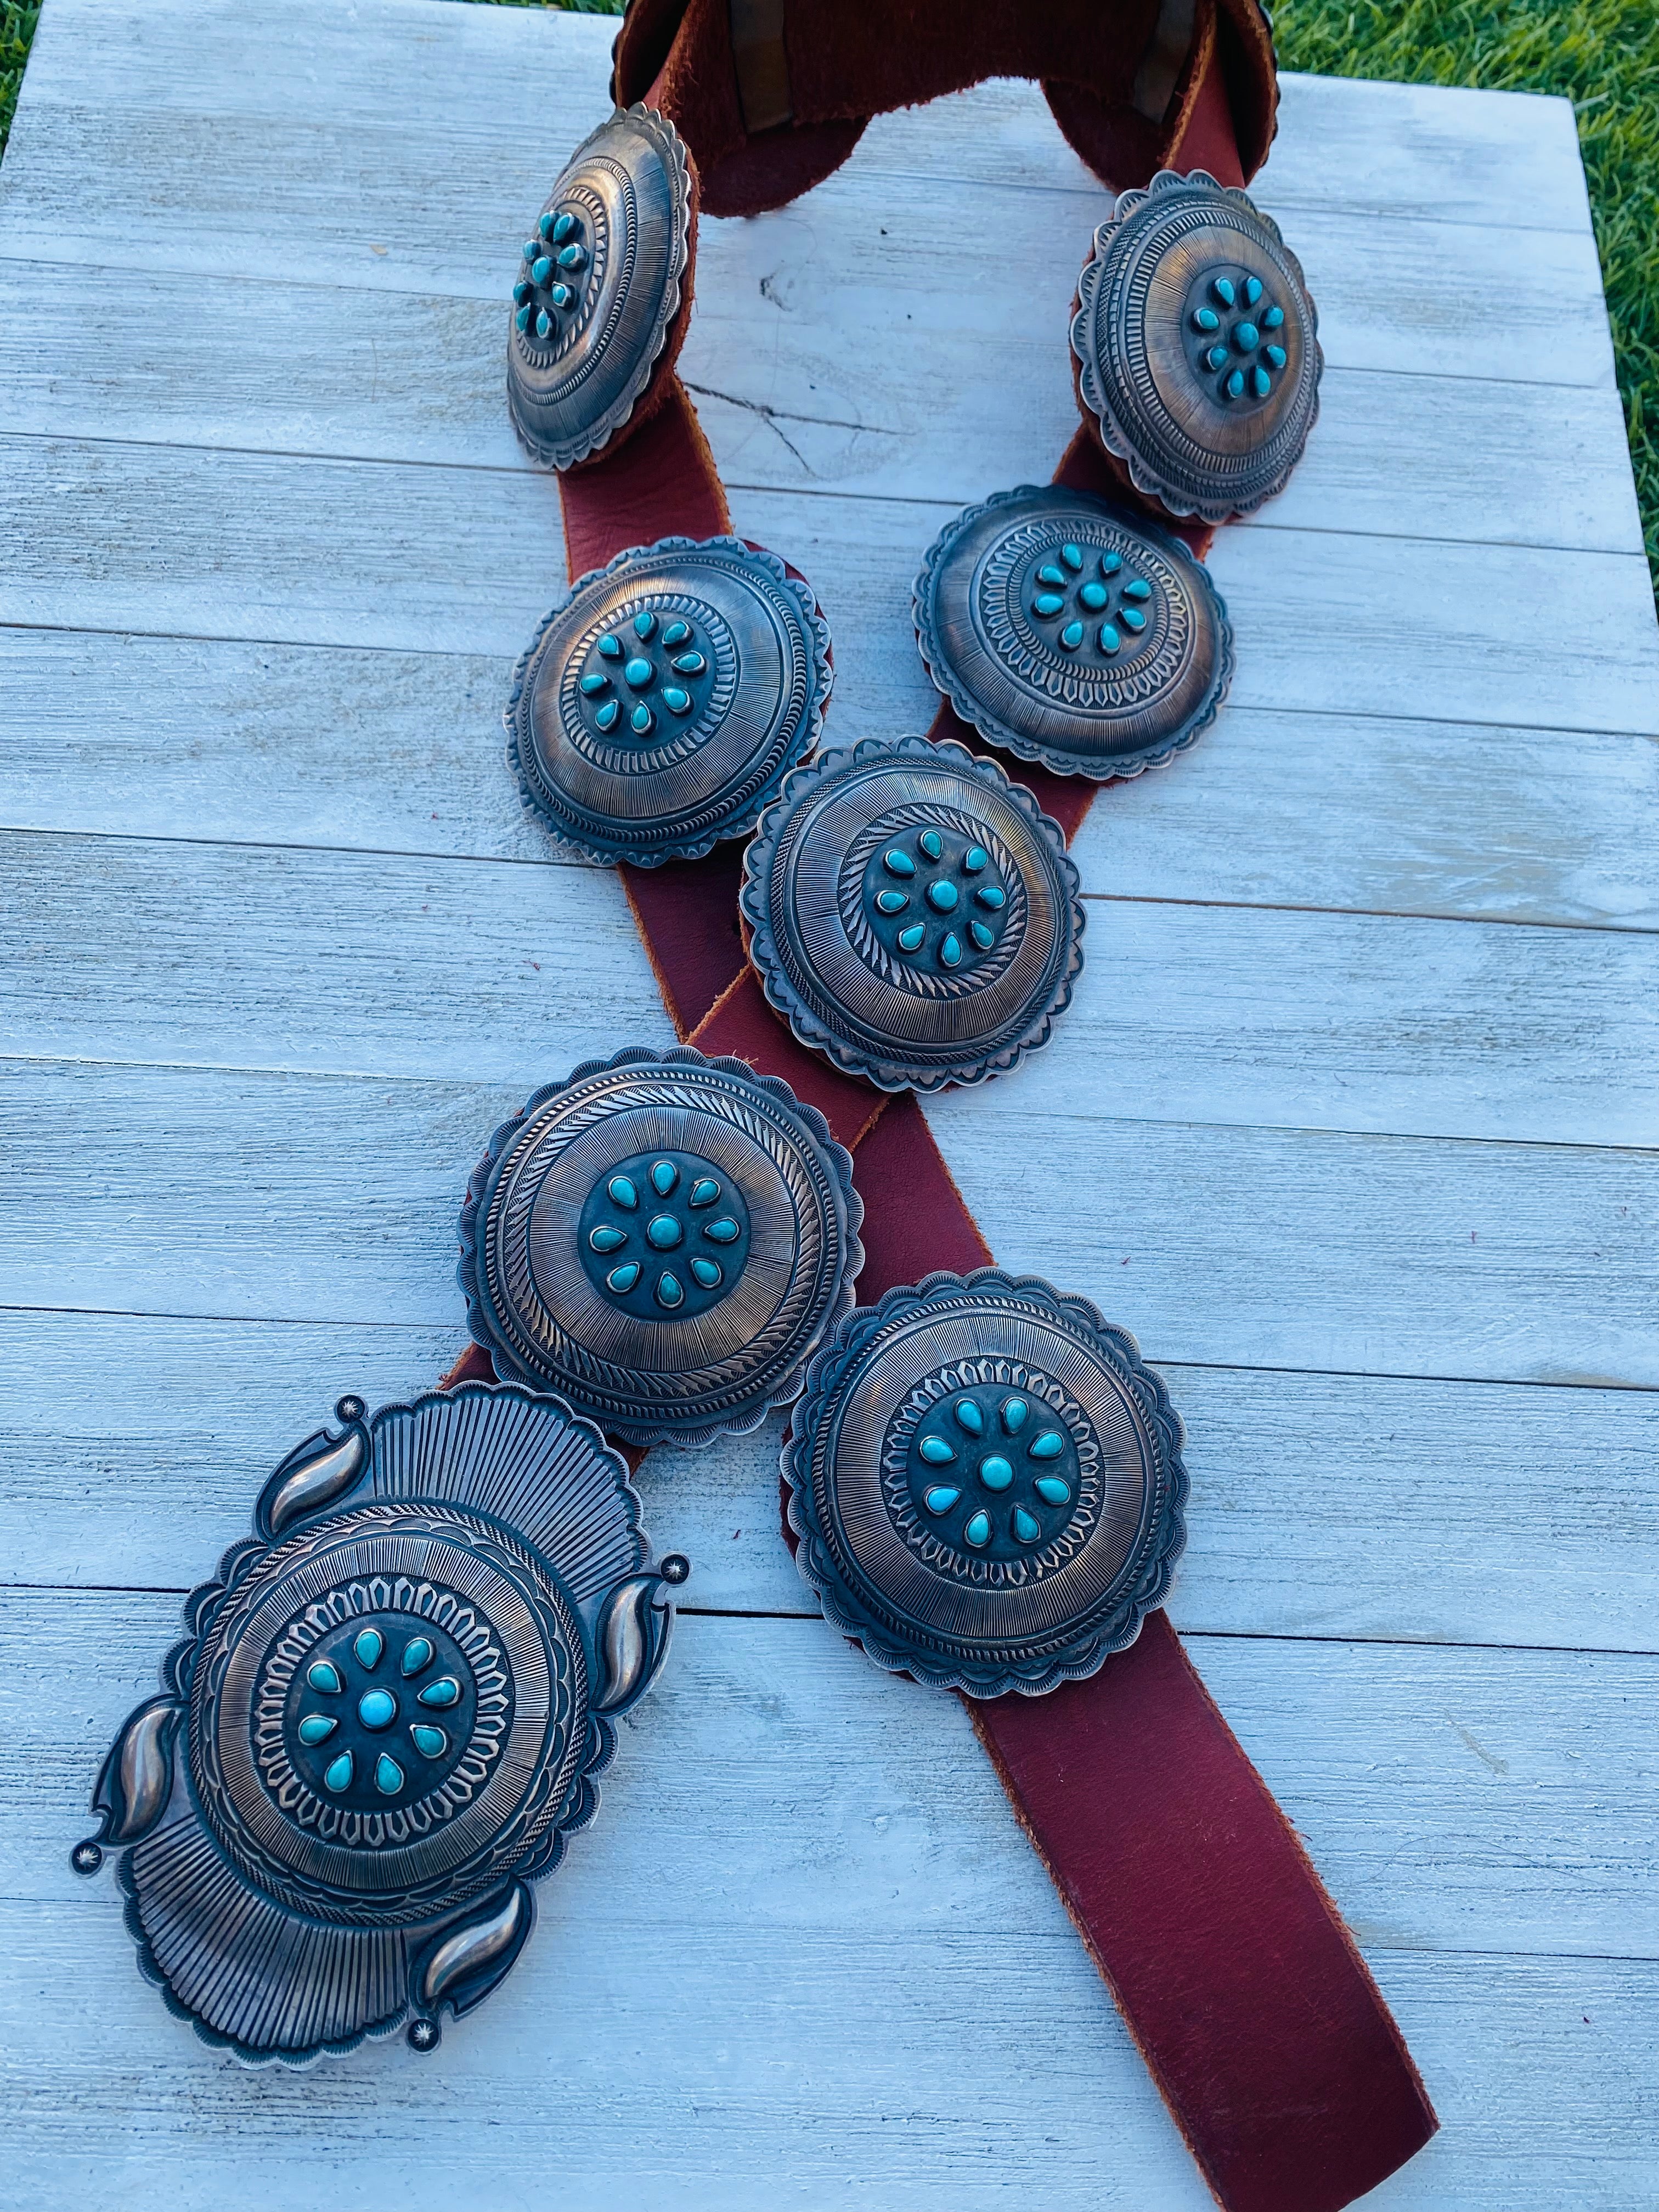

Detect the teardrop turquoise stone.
[
  {"left": 552, "top": 212, "right": 577, "bottom": 244},
  {"left": 975, "top": 884, "right": 1006, "bottom": 910},
  {"left": 978, "top": 1455, "right": 1014, "bottom": 1492},
  {"left": 297, "top": 1714, "right": 337, "bottom": 1746},
  {"left": 963, "top": 847, "right": 988, "bottom": 873},
  {"left": 1001, "top": 1397, "right": 1029, "bottom": 1433},
  {"left": 918, "top": 1435, "right": 957, "bottom": 1465},
  {"left": 1033, "top": 592, "right": 1065, "bottom": 617},
  {"left": 703, "top": 1217, "right": 741, "bottom": 1243},
  {"left": 354, "top": 1628, "right": 383, "bottom": 1670},
  {"left": 1124, "top": 579, "right": 1152, "bottom": 601},
  {"left": 551, "top": 283, "right": 574, "bottom": 310},
  {"left": 630, "top": 704, "right": 654, "bottom": 735},
  {"left": 883, "top": 848, "right": 915, "bottom": 877},
  {"left": 663, "top": 619, "right": 690, "bottom": 646},
  {"left": 924, "top": 1486, "right": 962, "bottom": 1516},
  {"left": 594, "top": 701, "right": 620, "bottom": 732},
  {"left": 963, "top": 1511, "right": 992, "bottom": 1548},
  {"left": 673, "top": 651, "right": 707, "bottom": 675},
  {"left": 1121, "top": 607, "right": 1147, "bottom": 633},
  {"left": 656, "top": 1269, "right": 685, "bottom": 1308},
  {"left": 918, "top": 829, "right": 943, "bottom": 861},
  {"left": 557, "top": 242, "right": 586, "bottom": 270},
  {"left": 1060, "top": 544, "right": 1084, "bottom": 571},
  {"left": 579, "top": 672, "right": 610, "bottom": 696},
  {"left": 1192, "top": 306, "right": 1220, "bottom": 331},
  {"left": 531, "top": 256, "right": 552, "bottom": 285},
  {"left": 953, "top": 1399, "right": 985, "bottom": 1435},
  {"left": 651, "top": 1159, "right": 678, "bottom": 1195},
  {"left": 1253, "top": 366, "right": 1272, "bottom": 398},
  {"left": 323, "top": 1751, "right": 354, "bottom": 1792},
  {"left": 1212, "top": 276, "right": 1235, "bottom": 306},
  {"left": 1205, "top": 345, "right": 1230, "bottom": 372},
  {"left": 1059, "top": 620, "right": 1085, "bottom": 650},
  {"left": 1029, "top": 1431, "right": 1065, "bottom": 1460},
  {"left": 1265, "top": 344, "right": 1286, "bottom": 370},
  {"left": 1101, "top": 550, "right": 1122, "bottom": 574},
  {"left": 1244, "top": 275, "right": 1263, "bottom": 306},
  {"left": 1034, "top": 1475, "right": 1072, "bottom": 1507},
  {"left": 1263, "top": 303, "right": 1284, "bottom": 329},
  {"left": 926, "top": 879, "right": 957, "bottom": 912},
  {"left": 535, "top": 311, "right": 551, "bottom": 341},
  {"left": 307, "top": 1660, "right": 342, "bottom": 1694},
  {"left": 1013, "top": 1508, "right": 1041, "bottom": 1544},
  {"left": 969, "top": 921, "right": 995, "bottom": 951},
  {"left": 689, "top": 1179, "right": 720, "bottom": 1207},
  {"left": 418, "top": 1678, "right": 461, "bottom": 1709},
  {"left": 608, "top": 1175, "right": 639, "bottom": 1209},
  {"left": 896, "top": 924, "right": 926, "bottom": 952},
  {"left": 374, "top": 1754, "right": 404, "bottom": 1797},
  {"left": 606, "top": 1261, "right": 642, "bottom": 1293},
  {"left": 1226, "top": 369, "right": 1245, "bottom": 399},
  {"left": 410, "top": 1725, "right": 447, "bottom": 1759},
  {"left": 876, "top": 889, "right": 909, "bottom": 915},
  {"left": 589, "top": 1224, "right": 628, "bottom": 1252},
  {"left": 633, "top": 611, "right": 657, "bottom": 640},
  {"left": 515, "top": 305, "right": 532, "bottom": 332},
  {"left": 935, "top": 928, "right": 959, "bottom": 963},
  {"left": 358, "top": 1689, "right": 397, "bottom": 1731},
  {"left": 401, "top": 1638, "right": 433, "bottom": 1678},
  {"left": 1037, "top": 563, "right": 1066, "bottom": 587},
  {"left": 598, "top": 634, "right": 623, "bottom": 659},
  {"left": 690, "top": 1257, "right": 723, "bottom": 1289},
  {"left": 1099, "top": 623, "right": 1121, "bottom": 654},
  {"left": 647, "top": 1214, "right": 682, "bottom": 1249},
  {"left": 663, "top": 686, "right": 691, "bottom": 714},
  {"left": 514, "top": 281, "right": 532, "bottom": 307}
]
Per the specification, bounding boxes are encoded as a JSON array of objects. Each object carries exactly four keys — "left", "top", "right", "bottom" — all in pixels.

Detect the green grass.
[{"left": 1, "top": 0, "right": 1653, "bottom": 595}]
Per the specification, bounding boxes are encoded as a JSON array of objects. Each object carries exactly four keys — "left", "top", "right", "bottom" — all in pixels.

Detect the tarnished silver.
[
  {"left": 506, "top": 105, "right": 692, "bottom": 471},
  {"left": 786, "top": 1271, "right": 1187, "bottom": 1698},
  {"left": 1071, "top": 168, "right": 1322, "bottom": 523},
  {"left": 74, "top": 1385, "right": 689, "bottom": 2063},
  {"left": 459, "top": 1046, "right": 864, "bottom": 1446},
  {"left": 740, "top": 735, "right": 1084, "bottom": 1092},
  {"left": 914, "top": 485, "right": 1233, "bottom": 781},
  {"left": 509, "top": 537, "right": 832, "bottom": 866}
]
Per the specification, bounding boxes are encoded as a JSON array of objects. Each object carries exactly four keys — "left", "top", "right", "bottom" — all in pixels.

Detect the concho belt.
[{"left": 79, "top": 4, "right": 1435, "bottom": 2205}]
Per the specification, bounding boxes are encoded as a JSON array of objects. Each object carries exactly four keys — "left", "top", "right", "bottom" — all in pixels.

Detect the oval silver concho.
[
  {"left": 741, "top": 735, "right": 1084, "bottom": 1092},
  {"left": 75, "top": 1384, "right": 688, "bottom": 2062},
  {"left": 508, "top": 537, "right": 832, "bottom": 866},
  {"left": 786, "top": 1272, "right": 1187, "bottom": 1698},
  {"left": 506, "top": 105, "right": 692, "bottom": 471},
  {"left": 914, "top": 484, "right": 1233, "bottom": 781},
  {"left": 459, "top": 1047, "right": 864, "bottom": 1447},
  {"left": 1071, "top": 167, "right": 1322, "bottom": 523}
]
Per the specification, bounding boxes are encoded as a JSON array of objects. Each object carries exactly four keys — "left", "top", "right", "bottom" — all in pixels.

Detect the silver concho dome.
[
  {"left": 1071, "top": 169, "right": 1322, "bottom": 523},
  {"left": 506, "top": 106, "right": 691, "bottom": 471}
]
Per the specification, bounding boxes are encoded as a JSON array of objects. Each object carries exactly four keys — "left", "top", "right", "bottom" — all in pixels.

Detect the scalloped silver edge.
[
  {"left": 505, "top": 534, "right": 833, "bottom": 868},
  {"left": 911, "top": 485, "right": 1235, "bottom": 782},
  {"left": 458, "top": 1043, "right": 865, "bottom": 1448},
  {"left": 738, "top": 733, "right": 1086, "bottom": 1093},
  {"left": 783, "top": 1268, "right": 1189, "bottom": 1700},
  {"left": 1070, "top": 168, "right": 1324, "bottom": 525},
  {"left": 507, "top": 104, "right": 693, "bottom": 475}
]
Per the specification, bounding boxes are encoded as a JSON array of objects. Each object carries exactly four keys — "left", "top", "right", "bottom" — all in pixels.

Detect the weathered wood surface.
[{"left": 1, "top": 0, "right": 1656, "bottom": 2203}]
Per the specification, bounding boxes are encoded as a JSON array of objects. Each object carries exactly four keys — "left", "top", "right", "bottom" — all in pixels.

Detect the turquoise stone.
[
  {"left": 689, "top": 1178, "right": 720, "bottom": 1207},
  {"left": 323, "top": 1752, "right": 354, "bottom": 1793},
  {"left": 531, "top": 256, "right": 552, "bottom": 285},
  {"left": 410, "top": 1725, "right": 447, "bottom": 1759},
  {"left": 926, "top": 879, "right": 958, "bottom": 912},
  {"left": 537, "top": 213, "right": 555, "bottom": 241},
  {"left": 535, "top": 311, "right": 551, "bottom": 341},
  {"left": 656, "top": 1269, "right": 684, "bottom": 1308},
  {"left": 963, "top": 847, "right": 989, "bottom": 873},
  {"left": 963, "top": 1511, "right": 992, "bottom": 1549},
  {"left": 923, "top": 1486, "right": 962, "bottom": 1516},
  {"left": 1079, "top": 580, "right": 1108, "bottom": 612},
  {"left": 358, "top": 1689, "right": 397, "bottom": 1731},
  {"left": 608, "top": 1175, "right": 639, "bottom": 1209},
  {"left": 938, "top": 932, "right": 962, "bottom": 969},
  {"left": 646, "top": 1214, "right": 682, "bottom": 1249},
  {"left": 1121, "top": 607, "right": 1147, "bottom": 633},
  {"left": 969, "top": 921, "right": 995, "bottom": 951},
  {"left": 354, "top": 1628, "right": 383, "bottom": 1670},
  {"left": 1036, "top": 563, "right": 1066, "bottom": 588},
  {"left": 551, "top": 283, "right": 574, "bottom": 311},
  {"left": 579, "top": 672, "right": 610, "bottom": 696},
  {"left": 1059, "top": 620, "right": 1085, "bottom": 651},
  {"left": 589, "top": 1224, "right": 628, "bottom": 1253},
  {"left": 1212, "top": 275, "right": 1235, "bottom": 306},
  {"left": 556, "top": 242, "right": 586, "bottom": 270},
  {"left": 875, "top": 889, "right": 909, "bottom": 915},
  {"left": 1060, "top": 544, "right": 1084, "bottom": 571},
  {"left": 552, "top": 212, "right": 577, "bottom": 244},
  {"left": 1013, "top": 1508, "right": 1041, "bottom": 1544},
  {"left": 401, "top": 1638, "right": 433, "bottom": 1678},
  {"left": 978, "top": 1455, "right": 1014, "bottom": 1492},
  {"left": 594, "top": 701, "right": 620, "bottom": 732},
  {"left": 514, "top": 282, "right": 532, "bottom": 308},
  {"left": 374, "top": 1754, "right": 404, "bottom": 1797},
  {"left": 1029, "top": 1430, "right": 1065, "bottom": 1460},
  {"left": 883, "top": 848, "right": 916, "bottom": 877},
  {"left": 633, "top": 611, "right": 657, "bottom": 640},
  {"left": 703, "top": 1216, "right": 741, "bottom": 1243},
  {"left": 690, "top": 1257, "right": 723, "bottom": 1289},
  {"left": 662, "top": 619, "right": 691, "bottom": 646},
  {"left": 624, "top": 656, "right": 654, "bottom": 689},
  {"left": 598, "top": 635, "right": 623, "bottom": 659},
  {"left": 1234, "top": 321, "right": 1259, "bottom": 351},
  {"left": 672, "top": 650, "right": 706, "bottom": 675},
  {"left": 307, "top": 1660, "right": 342, "bottom": 1694},
  {"left": 1192, "top": 306, "right": 1220, "bottom": 332},
  {"left": 918, "top": 829, "right": 943, "bottom": 861},
  {"left": 1205, "top": 345, "right": 1229, "bottom": 372},
  {"left": 523, "top": 241, "right": 538, "bottom": 262},
  {"left": 975, "top": 884, "right": 1006, "bottom": 909},
  {"left": 1244, "top": 274, "right": 1263, "bottom": 306},
  {"left": 1033, "top": 592, "right": 1065, "bottom": 618},
  {"left": 1263, "top": 303, "right": 1284, "bottom": 329},
  {"left": 1001, "top": 1397, "right": 1029, "bottom": 1433},
  {"left": 663, "top": 687, "right": 692, "bottom": 714},
  {"left": 953, "top": 1398, "right": 985, "bottom": 1435},
  {"left": 1265, "top": 343, "right": 1286, "bottom": 370},
  {"left": 918, "top": 1435, "right": 957, "bottom": 1465},
  {"left": 1098, "top": 623, "right": 1121, "bottom": 654},
  {"left": 1124, "top": 578, "right": 1152, "bottom": 601},
  {"left": 515, "top": 306, "right": 532, "bottom": 333},
  {"left": 1101, "top": 550, "right": 1122, "bottom": 574},
  {"left": 630, "top": 704, "right": 654, "bottom": 735},
  {"left": 606, "top": 1261, "right": 641, "bottom": 1293},
  {"left": 418, "top": 1678, "right": 462, "bottom": 1709},
  {"left": 297, "top": 1714, "right": 337, "bottom": 1746},
  {"left": 1226, "top": 369, "right": 1245, "bottom": 399},
  {"left": 1252, "top": 366, "right": 1272, "bottom": 398},
  {"left": 1034, "top": 1475, "right": 1072, "bottom": 1507},
  {"left": 897, "top": 923, "right": 925, "bottom": 952},
  {"left": 651, "top": 1159, "right": 678, "bottom": 1195}
]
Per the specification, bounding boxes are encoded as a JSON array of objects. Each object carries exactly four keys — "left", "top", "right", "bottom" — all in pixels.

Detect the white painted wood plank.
[
  {"left": 0, "top": 438, "right": 1654, "bottom": 737},
  {"left": 5, "top": 1310, "right": 1656, "bottom": 1655},
  {"left": 1, "top": 1056, "right": 1651, "bottom": 1386},
  {"left": 0, "top": 258, "right": 1635, "bottom": 554},
  {"left": 7, "top": 826, "right": 1657, "bottom": 1145},
  {"left": 2, "top": 628, "right": 1655, "bottom": 932}
]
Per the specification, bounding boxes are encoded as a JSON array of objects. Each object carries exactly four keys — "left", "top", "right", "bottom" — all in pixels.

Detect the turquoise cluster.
[
  {"left": 866, "top": 822, "right": 1008, "bottom": 974},
  {"left": 1189, "top": 268, "right": 1287, "bottom": 403},
  {"left": 911, "top": 1388, "right": 1077, "bottom": 1555},
  {"left": 292, "top": 1624, "right": 466, "bottom": 1804},
  {"left": 578, "top": 608, "right": 710, "bottom": 741},
  {"left": 514, "top": 205, "right": 590, "bottom": 346},
  {"left": 584, "top": 1155, "right": 746, "bottom": 1314},
  {"left": 1028, "top": 539, "right": 1154, "bottom": 661}
]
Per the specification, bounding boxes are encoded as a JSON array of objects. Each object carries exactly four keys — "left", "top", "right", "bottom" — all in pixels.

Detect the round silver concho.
[
  {"left": 506, "top": 105, "right": 691, "bottom": 471},
  {"left": 1071, "top": 168, "right": 1322, "bottom": 523},
  {"left": 914, "top": 484, "right": 1232, "bottom": 781},
  {"left": 740, "top": 735, "right": 1084, "bottom": 1092},
  {"left": 459, "top": 1047, "right": 864, "bottom": 1447},
  {"left": 508, "top": 537, "right": 832, "bottom": 866},
  {"left": 786, "top": 1272, "right": 1188, "bottom": 1698}
]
